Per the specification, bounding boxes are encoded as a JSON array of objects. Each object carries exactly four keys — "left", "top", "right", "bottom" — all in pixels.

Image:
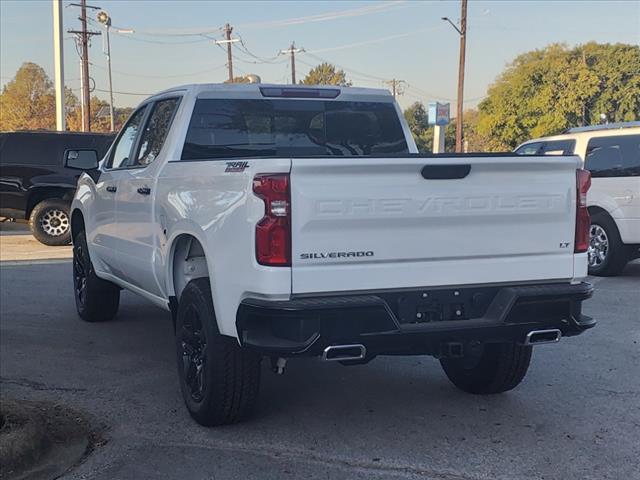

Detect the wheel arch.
[
  {"left": 167, "top": 233, "right": 211, "bottom": 303},
  {"left": 26, "top": 186, "right": 74, "bottom": 219}
]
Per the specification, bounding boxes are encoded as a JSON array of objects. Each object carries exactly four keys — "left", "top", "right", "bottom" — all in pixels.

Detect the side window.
[
  {"left": 541, "top": 139, "right": 575, "bottom": 155},
  {"left": 132, "top": 97, "right": 181, "bottom": 167},
  {"left": 515, "top": 142, "right": 542, "bottom": 155},
  {"left": 107, "top": 106, "right": 148, "bottom": 169},
  {"left": 585, "top": 134, "right": 640, "bottom": 177}
]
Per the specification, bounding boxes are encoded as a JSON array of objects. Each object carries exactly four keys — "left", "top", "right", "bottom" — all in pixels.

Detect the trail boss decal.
[
  {"left": 300, "top": 251, "right": 374, "bottom": 260},
  {"left": 225, "top": 161, "right": 249, "bottom": 173}
]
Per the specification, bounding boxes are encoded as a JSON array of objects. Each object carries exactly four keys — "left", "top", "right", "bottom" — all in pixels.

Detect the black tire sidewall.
[
  {"left": 72, "top": 230, "right": 120, "bottom": 322},
  {"left": 175, "top": 279, "right": 219, "bottom": 419},
  {"left": 30, "top": 199, "right": 71, "bottom": 246},
  {"left": 440, "top": 342, "right": 532, "bottom": 394}
]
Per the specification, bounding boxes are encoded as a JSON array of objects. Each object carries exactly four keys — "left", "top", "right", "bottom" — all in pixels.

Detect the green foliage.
[
  {"left": 0, "top": 62, "right": 126, "bottom": 132},
  {"left": 0, "top": 62, "right": 56, "bottom": 131},
  {"left": 477, "top": 42, "right": 640, "bottom": 150},
  {"left": 301, "top": 63, "right": 351, "bottom": 86}
]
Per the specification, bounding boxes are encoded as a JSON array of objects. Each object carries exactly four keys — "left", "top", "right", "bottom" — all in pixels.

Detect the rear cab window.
[
  {"left": 585, "top": 134, "right": 640, "bottom": 177},
  {"left": 181, "top": 99, "right": 409, "bottom": 160}
]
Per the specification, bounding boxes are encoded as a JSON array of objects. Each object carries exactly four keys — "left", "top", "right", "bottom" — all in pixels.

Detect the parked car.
[
  {"left": 0, "top": 131, "right": 115, "bottom": 245},
  {"left": 516, "top": 122, "right": 640, "bottom": 276},
  {"left": 70, "top": 83, "right": 595, "bottom": 426}
]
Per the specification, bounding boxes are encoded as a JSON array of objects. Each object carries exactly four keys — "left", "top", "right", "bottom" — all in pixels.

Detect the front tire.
[
  {"left": 588, "top": 212, "right": 629, "bottom": 277},
  {"left": 176, "top": 278, "right": 261, "bottom": 426},
  {"left": 440, "top": 342, "right": 532, "bottom": 394},
  {"left": 73, "top": 230, "right": 120, "bottom": 322},
  {"left": 29, "top": 199, "right": 71, "bottom": 246}
]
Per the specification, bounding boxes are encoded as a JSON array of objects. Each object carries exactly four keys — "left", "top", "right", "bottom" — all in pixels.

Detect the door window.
[
  {"left": 107, "top": 106, "right": 148, "bottom": 169},
  {"left": 540, "top": 139, "right": 575, "bottom": 155},
  {"left": 585, "top": 134, "right": 640, "bottom": 177},
  {"left": 515, "top": 142, "right": 542, "bottom": 155},
  {"left": 133, "top": 97, "right": 181, "bottom": 167}
]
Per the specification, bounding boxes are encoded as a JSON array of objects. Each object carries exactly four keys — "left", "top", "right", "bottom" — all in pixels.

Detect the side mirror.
[{"left": 64, "top": 149, "right": 99, "bottom": 170}]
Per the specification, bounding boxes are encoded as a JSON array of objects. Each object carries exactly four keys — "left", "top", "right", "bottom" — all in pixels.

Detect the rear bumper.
[{"left": 236, "top": 282, "right": 595, "bottom": 358}]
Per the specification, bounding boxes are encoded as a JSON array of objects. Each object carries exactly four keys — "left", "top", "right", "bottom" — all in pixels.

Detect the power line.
[
  {"left": 279, "top": 42, "right": 305, "bottom": 84},
  {"left": 384, "top": 79, "right": 406, "bottom": 98},
  {"left": 88, "top": 61, "right": 226, "bottom": 79},
  {"left": 67, "top": 0, "right": 101, "bottom": 132}
]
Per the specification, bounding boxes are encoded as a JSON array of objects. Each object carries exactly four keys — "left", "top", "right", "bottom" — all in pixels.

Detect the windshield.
[{"left": 181, "top": 99, "right": 409, "bottom": 160}]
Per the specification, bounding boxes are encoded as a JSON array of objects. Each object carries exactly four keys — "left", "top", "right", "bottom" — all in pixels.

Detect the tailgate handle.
[{"left": 421, "top": 164, "right": 471, "bottom": 180}]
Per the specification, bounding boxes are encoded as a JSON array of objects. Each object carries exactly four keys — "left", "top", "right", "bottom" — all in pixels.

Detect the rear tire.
[
  {"left": 588, "top": 212, "right": 629, "bottom": 277},
  {"left": 176, "top": 278, "right": 261, "bottom": 426},
  {"left": 29, "top": 199, "right": 71, "bottom": 246},
  {"left": 73, "top": 230, "right": 120, "bottom": 322},
  {"left": 440, "top": 342, "right": 532, "bottom": 394}
]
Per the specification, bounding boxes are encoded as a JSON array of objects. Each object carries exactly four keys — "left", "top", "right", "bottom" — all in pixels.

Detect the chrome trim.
[
  {"left": 322, "top": 344, "right": 366, "bottom": 362},
  {"left": 523, "top": 329, "right": 562, "bottom": 346}
]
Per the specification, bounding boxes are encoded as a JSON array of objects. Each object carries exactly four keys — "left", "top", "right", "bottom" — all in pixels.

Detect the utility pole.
[
  {"left": 80, "top": 0, "right": 91, "bottom": 131},
  {"left": 68, "top": 1, "right": 100, "bottom": 131},
  {"left": 384, "top": 79, "right": 405, "bottom": 98},
  {"left": 52, "top": 0, "right": 65, "bottom": 131},
  {"left": 225, "top": 24, "right": 234, "bottom": 82},
  {"left": 456, "top": 0, "right": 467, "bottom": 153},
  {"left": 215, "top": 24, "right": 239, "bottom": 82},
  {"left": 279, "top": 42, "right": 305, "bottom": 84},
  {"left": 442, "top": 0, "right": 467, "bottom": 153},
  {"left": 97, "top": 10, "right": 114, "bottom": 131}
]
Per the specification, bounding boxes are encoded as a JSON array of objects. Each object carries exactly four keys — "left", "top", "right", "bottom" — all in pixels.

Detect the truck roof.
[{"left": 146, "top": 83, "right": 394, "bottom": 103}]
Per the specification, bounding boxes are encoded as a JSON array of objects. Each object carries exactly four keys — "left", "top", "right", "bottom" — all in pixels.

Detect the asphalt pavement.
[{"left": 0, "top": 238, "right": 638, "bottom": 480}]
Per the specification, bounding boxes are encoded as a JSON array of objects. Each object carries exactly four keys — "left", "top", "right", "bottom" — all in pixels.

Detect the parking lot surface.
[{"left": 0, "top": 236, "right": 639, "bottom": 480}]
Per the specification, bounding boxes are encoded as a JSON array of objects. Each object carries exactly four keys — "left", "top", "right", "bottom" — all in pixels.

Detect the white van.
[{"left": 516, "top": 122, "right": 640, "bottom": 276}]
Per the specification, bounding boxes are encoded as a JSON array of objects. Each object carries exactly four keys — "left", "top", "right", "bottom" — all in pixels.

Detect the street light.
[
  {"left": 96, "top": 9, "right": 114, "bottom": 131},
  {"left": 442, "top": 0, "right": 468, "bottom": 153}
]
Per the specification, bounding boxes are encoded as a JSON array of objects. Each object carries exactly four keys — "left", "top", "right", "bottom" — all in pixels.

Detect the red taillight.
[
  {"left": 253, "top": 174, "right": 291, "bottom": 266},
  {"left": 575, "top": 169, "right": 591, "bottom": 253}
]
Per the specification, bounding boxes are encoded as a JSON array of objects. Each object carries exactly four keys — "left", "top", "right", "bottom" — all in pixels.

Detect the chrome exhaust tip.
[
  {"left": 322, "top": 344, "right": 366, "bottom": 362},
  {"left": 523, "top": 329, "right": 562, "bottom": 346}
]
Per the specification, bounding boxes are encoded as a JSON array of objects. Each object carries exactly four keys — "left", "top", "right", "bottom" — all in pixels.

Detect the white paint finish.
[
  {"left": 114, "top": 166, "right": 162, "bottom": 296},
  {"left": 86, "top": 169, "right": 126, "bottom": 277},
  {"left": 290, "top": 156, "right": 580, "bottom": 294},
  {"left": 517, "top": 126, "right": 640, "bottom": 244},
  {"left": 155, "top": 158, "right": 292, "bottom": 336},
  {"left": 590, "top": 177, "right": 640, "bottom": 243},
  {"left": 71, "top": 83, "right": 590, "bottom": 340}
]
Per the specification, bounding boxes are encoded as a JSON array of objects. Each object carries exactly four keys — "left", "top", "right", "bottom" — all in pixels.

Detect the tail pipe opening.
[
  {"left": 523, "top": 329, "right": 562, "bottom": 346},
  {"left": 322, "top": 344, "right": 367, "bottom": 362}
]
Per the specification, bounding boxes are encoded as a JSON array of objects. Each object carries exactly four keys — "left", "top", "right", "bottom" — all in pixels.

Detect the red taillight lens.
[
  {"left": 575, "top": 169, "right": 591, "bottom": 253},
  {"left": 253, "top": 174, "right": 291, "bottom": 266}
]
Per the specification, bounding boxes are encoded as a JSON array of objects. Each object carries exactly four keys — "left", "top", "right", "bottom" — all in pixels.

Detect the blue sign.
[{"left": 428, "top": 102, "right": 450, "bottom": 126}]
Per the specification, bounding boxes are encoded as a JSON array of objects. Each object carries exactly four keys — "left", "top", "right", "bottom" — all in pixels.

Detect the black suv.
[{"left": 0, "top": 131, "right": 114, "bottom": 245}]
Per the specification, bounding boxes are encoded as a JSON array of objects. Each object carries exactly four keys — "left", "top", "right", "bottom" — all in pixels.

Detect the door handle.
[
  {"left": 106, "top": 185, "right": 117, "bottom": 193},
  {"left": 137, "top": 186, "right": 151, "bottom": 195},
  {"left": 421, "top": 164, "right": 471, "bottom": 180}
]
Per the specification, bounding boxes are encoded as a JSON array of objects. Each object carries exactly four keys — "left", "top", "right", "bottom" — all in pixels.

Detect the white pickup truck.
[{"left": 70, "top": 83, "right": 595, "bottom": 426}]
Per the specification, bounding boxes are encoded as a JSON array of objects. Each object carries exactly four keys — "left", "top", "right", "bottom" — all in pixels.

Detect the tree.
[
  {"left": 0, "top": 62, "right": 56, "bottom": 131},
  {"left": 0, "top": 61, "right": 128, "bottom": 132},
  {"left": 301, "top": 63, "right": 351, "bottom": 86},
  {"left": 477, "top": 42, "right": 640, "bottom": 150}
]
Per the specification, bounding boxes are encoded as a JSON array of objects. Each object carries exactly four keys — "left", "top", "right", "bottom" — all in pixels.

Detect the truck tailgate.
[{"left": 290, "top": 155, "right": 580, "bottom": 294}]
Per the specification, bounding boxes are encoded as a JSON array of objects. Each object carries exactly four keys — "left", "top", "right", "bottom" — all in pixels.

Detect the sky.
[{"left": 1, "top": 0, "right": 639, "bottom": 111}]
